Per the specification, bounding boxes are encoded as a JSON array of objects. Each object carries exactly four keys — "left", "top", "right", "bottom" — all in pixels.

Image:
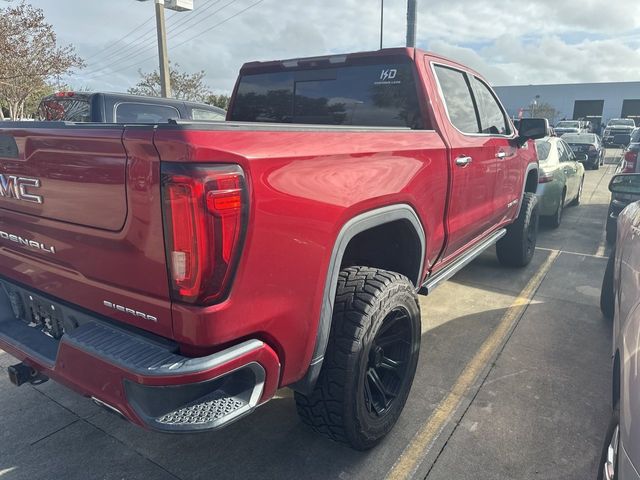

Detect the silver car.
[
  {"left": 535, "top": 137, "right": 586, "bottom": 228},
  {"left": 599, "top": 173, "right": 640, "bottom": 479}
]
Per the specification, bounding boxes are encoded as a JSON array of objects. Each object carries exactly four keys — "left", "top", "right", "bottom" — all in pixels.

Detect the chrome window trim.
[{"left": 430, "top": 61, "right": 517, "bottom": 141}]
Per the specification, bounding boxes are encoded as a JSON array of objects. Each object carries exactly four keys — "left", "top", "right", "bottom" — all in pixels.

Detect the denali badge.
[
  {"left": 0, "top": 175, "right": 43, "bottom": 204},
  {"left": 103, "top": 301, "right": 158, "bottom": 323},
  {"left": 0, "top": 230, "right": 55, "bottom": 254}
]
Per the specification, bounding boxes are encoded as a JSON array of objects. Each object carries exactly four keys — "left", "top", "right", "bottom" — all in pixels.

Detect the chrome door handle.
[
  {"left": 456, "top": 156, "right": 473, "bottom": 167},
  {"left": 496, "top": 151, "right": 507, "bottom": 159}
]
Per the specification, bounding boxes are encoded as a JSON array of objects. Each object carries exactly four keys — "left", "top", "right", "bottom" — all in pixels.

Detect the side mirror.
[
  {"left": 517, "top": 118, "right": 548, "bottom": 146},
  {"left": 574, "top": 153, "right": 588, "bottom": 162},
  {"left": 609, "top": 174, "right": 640, "bottom": 195},
  {"left": 613, "top": 134, "right": 631, "bottom": 146}
]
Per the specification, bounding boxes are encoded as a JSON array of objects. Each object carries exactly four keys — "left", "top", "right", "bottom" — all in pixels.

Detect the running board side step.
[{"left": 419, "top": 228, "right": 507, "bottom": 295}]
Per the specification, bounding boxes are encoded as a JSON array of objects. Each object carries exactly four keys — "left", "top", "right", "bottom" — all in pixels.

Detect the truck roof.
[
  {"left": 239, "top": 47, "right": 483, "bottom": 79},
  {"left": 40, "top": 91, "right": 225, "bottom": 113}
]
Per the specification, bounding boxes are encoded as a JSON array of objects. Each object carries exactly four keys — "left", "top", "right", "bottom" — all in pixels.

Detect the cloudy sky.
[{"left": 27, "top": 0, "right": 640, "bottom": 93}]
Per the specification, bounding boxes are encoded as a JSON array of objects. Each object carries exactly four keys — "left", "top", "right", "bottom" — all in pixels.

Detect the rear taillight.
[
  {"left": 622, "top": 151, "right": 638, "bottom": 173},
  {"left": 161, "top": 164, "right": 248, "bottom": 305},
  {"left": 538, "top": 171, "right": 554, "bottom": 184}
]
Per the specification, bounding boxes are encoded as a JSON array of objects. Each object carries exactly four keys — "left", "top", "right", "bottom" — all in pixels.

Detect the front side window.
[
  {"left": 115, "top": 103, "right": 180, "bottom": 123},
  {"left": 434, "top": 65, "right": 479, "bottom": 134},
  {"left": 471, "top": 77, "right": 510, "bottom": 135}
]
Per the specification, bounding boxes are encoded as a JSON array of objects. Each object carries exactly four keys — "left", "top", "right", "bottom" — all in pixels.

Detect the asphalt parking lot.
[{"left": 0, "top": 150, "right": 621, "bottom": 480}]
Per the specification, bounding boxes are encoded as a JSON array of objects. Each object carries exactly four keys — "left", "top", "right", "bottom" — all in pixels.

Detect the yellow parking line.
[{"left": 386, "top": 250, "right": 560, "bottom": 480}]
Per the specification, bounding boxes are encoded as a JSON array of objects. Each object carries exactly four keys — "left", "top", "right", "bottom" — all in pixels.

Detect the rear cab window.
[
  {"left": 230, "top": 57, "right": 427, "bottom": 129},
  {"left": 115, "top": 103, "right": 180, "bottom": 123},
  {"left": 38, "top": 96, "right": 92, "bottom": 122}
]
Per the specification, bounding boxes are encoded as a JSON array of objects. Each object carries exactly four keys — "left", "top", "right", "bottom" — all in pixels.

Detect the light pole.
[
  {"left": 136, "top": 0, "right": 193, "bottom": 98},
  {"left": 155, "top": 0, "right": 171, "bottom": 97},
  {"left": 380, "top": 0, "right": 384, "bottom": 50},
  {"left": 406, "top": 0, "right": 417, "bottom": 48}
]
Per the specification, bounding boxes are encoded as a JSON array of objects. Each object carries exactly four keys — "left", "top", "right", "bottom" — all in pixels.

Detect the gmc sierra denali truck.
[{"left": 0, "top": 48, "right": 545, "bottom": 450}]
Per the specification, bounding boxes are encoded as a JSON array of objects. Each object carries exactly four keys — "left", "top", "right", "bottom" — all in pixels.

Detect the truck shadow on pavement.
[{"left": 0, "top": 244, "right": 613, "bottom": 480}]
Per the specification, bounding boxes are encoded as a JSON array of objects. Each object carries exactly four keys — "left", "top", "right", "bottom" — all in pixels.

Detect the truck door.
[
  {"left": 431, "top": 64, "right": 498, "bottom": 258},
  {"left": 468, "top": 75, "right": 520, "bottom": 225}
]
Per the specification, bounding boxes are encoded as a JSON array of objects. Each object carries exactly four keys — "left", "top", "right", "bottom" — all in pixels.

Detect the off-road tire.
[
  {"left": 496, "top": 192, "right": 539, "bottom": 267},
  {"left": 600, "top": 252, "right": 615, "bottom": 320},
  {"left": 294, "top": 267, "right": 421, "bottom": 450}
]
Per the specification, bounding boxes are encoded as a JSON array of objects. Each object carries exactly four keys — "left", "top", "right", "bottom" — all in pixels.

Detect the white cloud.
[{"left": 25, "top": 0, "right": 640, "bottom": 92}]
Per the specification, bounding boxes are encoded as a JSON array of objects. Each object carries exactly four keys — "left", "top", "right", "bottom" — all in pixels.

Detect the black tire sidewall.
[
  {"left": 601, "top": 252, "right": 615, "bottom": 320},
  {"left": 497, "top": 192, "right": 539, "bottom": 267},
  {"left": 550, "top": 193, "right": 564, "bottom": 228},
  {"left": 346, "top": 285, "right": 421, "bottom": 449}
]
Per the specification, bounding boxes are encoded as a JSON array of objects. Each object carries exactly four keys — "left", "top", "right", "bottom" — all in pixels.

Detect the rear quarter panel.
[{"left": 154, "top": 127, "right": 448, "bottom": 384}]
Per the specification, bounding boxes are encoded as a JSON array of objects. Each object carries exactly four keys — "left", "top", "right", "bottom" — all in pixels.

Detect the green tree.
[
  {"left": 531, "top": 101, "right": 560, "bottom": 125},
  {"left": 128, "top": 63, "right": 212, "bottom": 102},
  {"left": 0, "top": 1, "right": 84, "bottom": 119},
  {"left": 205, "top": 94, "right": 231, "bottom": 110}
]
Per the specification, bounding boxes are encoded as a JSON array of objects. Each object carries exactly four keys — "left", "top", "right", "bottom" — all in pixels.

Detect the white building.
[{"left": 494, "top": 81, "right": 640, "bottom": 130}]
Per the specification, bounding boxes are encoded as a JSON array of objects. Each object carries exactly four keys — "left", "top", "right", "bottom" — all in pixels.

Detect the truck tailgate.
[
  {"left": 1, "top": 126, "right": 127, "bottom": 230},
  {"left": 0, "top": 125, "right": 173, "bottom": 338}
]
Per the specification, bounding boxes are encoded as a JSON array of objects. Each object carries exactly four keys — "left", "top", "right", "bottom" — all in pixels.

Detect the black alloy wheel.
[{"left": 364, "top": 307, "right": 412, "bottom": 417}]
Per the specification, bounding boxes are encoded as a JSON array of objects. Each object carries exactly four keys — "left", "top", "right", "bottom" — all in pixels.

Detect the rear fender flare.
[
  {"left": 515, "top": 162, "right": 539, "bottom": 218},
  {"left": 291, "top": 204, "right": 425, "bottom": 394}
]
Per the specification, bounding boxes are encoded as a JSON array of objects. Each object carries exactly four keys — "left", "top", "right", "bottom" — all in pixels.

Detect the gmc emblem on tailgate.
[{"left": 0, "top": 175, "right": 43, "bottom": 204}]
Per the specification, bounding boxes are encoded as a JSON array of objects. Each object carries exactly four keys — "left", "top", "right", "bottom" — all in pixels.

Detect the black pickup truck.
[{"left": 37, "top": 91, "right": 226, "bottom": 123}]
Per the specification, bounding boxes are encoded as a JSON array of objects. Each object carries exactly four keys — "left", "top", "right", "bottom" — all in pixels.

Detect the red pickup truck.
[{"left": 0, "top": 48, "right": 545, "bottom": 450}]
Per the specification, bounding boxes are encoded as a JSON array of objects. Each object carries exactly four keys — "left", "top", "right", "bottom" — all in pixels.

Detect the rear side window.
[
  {"left": 230, "top": 62, "right": 425, "bottom": 129},
  {"left": 115, "top": 103, "right": 180, "bottom": 123},
  {"left": 471, "top": 77, "right": 510, "bottom": 135},
  {"left": 192, "top": 108, "right": 225, "bottom": 121},
  {"left": 38, "top": 98, "right": 91, "bottom": 122},
  {"left": 557, "top": 141, "right": 572, "bottom": 163},
  {"left": 535, "top": 140, "right": 552, "bottom": 162},
  {"left": 434, "top": 65, "right": 479, "bottom": 134}
]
